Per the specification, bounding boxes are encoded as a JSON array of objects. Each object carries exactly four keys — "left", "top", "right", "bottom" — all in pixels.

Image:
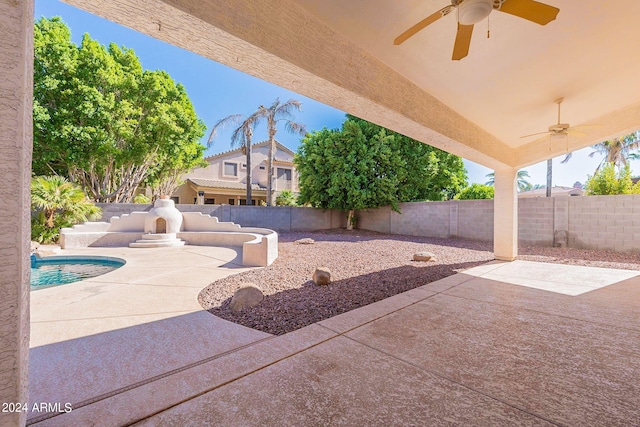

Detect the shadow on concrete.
[{"left": 28, "top": 309, "right": 268, "bottom": 426}]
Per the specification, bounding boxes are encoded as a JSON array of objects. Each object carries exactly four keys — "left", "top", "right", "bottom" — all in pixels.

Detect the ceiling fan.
[
  {"left": 520, "top": 98, "right": 598, "bottom": 139},
  {"left": 394, "top": 0, "right": 560, "bottom": 60}
]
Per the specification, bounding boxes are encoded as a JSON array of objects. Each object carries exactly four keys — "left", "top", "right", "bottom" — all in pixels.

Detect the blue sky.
[{"left": 34, "top": 0, "right": 639, "bottom": 187}]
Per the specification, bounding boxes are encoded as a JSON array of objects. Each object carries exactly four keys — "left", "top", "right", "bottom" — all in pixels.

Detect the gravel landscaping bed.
[{"left": 198, "top": 229, "right": 640, "bottom": 335}]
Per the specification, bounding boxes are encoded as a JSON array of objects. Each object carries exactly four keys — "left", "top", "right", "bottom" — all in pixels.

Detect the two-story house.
[{"left": 171, "top": 141, "right": 299, "bottom": 205}]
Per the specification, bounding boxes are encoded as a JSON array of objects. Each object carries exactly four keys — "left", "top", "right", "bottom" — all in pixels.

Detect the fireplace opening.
[{"left": 155, "top": 218, "right": 167, "bottom": 234}]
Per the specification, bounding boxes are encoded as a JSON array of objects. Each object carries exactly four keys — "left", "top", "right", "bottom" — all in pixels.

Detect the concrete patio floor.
[{"left": 28, "top": 248, "right": 640, "bottom": 426}]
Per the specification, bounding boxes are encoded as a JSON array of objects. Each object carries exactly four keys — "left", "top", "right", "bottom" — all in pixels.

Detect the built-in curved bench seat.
[{"left": 60, "top": 210, "right": 278, "bottom": 267}]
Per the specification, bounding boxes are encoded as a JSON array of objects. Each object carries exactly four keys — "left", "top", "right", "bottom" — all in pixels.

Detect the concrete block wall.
[
  {"left": 229, "top": 206, "right": 292, "bottom": 230},
  {"left": 391, "top": 202, "right": 451, "bottom": 238},
  {"left": 518, "top": 197, "right": 554, "bottom": 246},
  {"left": 569, "top": 195, "right": 640, "bottom": 252},
  {"left": 97, "top": 203, "right": 153, "bottom": 221},
  {"left": 290, "top": 207, "right": 335, "bottom": 231},
  {"left": 357, "top": 206, "right": 392, "bottom": 234},
  {"left": 98, "top": 204, "right": 344, "bottom": 232},
  {"left": 457, "top": 200, "right": 494, "bottom": 241},
  {"left": 96, "top": 195, "right": 640, "bottom": 252}
]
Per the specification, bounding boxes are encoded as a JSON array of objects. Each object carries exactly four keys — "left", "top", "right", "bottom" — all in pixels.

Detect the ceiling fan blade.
[
  {"left": 452, "top": 23, "right": 473, "bottom": 60},
  {"left": 498, "top": 0, "right": 559, "bottom": 25},
  {"left": 570, "top": 124, "right": 602, "bottom": 132},
  {"left": 520, "top": 130, "right": 550, "bottom": 139},
  {"left": 394, "top": 5, "right": 453, "bottom": 45}
]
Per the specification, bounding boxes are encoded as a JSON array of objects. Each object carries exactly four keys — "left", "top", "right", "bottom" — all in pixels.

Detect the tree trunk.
[
  {"left": 267, "top": 134, "right": 276, "bottom": 206},
  {"left": 546, "top": 158, "right": 552, "bottom": 197},
  {"left": 246, "top": 140, "right": 252, "bottom": 204},
  {"left": 346, "top": 209, "right": 355, "bottom": 230}
]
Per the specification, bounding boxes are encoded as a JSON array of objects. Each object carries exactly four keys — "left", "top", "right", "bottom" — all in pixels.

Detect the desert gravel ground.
[{"left": 198, "top": 229, "right": 640, "bottom": 335}]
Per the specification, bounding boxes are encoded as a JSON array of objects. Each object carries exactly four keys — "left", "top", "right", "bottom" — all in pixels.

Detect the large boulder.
[
  {"left": 313, "top": 267, "right": 331, "bottom": 285},
  {"left": 413, "top": 252, "right": 436, "bottom": 262},
  {"left": 229, "top": 284, "right": 264, "bottom": 312}
]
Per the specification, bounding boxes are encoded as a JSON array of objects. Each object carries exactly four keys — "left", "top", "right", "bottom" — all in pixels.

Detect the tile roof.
[
  {"left": 518, "top": 186, "right": 583, "bottom": 198},
  {"left": 187, "top": 178, "right": 266, "bottom": 191},
  {"left": 204, "top": 140, "right": 295, "bottom": 161}
]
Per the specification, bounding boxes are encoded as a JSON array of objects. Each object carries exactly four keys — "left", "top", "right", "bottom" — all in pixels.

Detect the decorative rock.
[
  {"left": 295, "top": 238, "right": 315, "bottom": 245},
  {"left": 413, "top": 252, "right": 436, "bottom": 262},
  {"left": 313, "top": 267, "right": 331, "bottom": 285},
  {"left": 229, "top": 284, "right": 264, "bottom": 312}
]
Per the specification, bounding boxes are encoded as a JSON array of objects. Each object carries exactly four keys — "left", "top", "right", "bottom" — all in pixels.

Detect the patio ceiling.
[{"left": 63, "top": 0, "right": 640, "bottom": 170}]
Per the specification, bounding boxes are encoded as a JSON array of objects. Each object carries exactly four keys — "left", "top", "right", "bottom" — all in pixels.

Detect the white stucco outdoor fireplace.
[{"left": 60, "top": 198, "right": 278, "bottom": 266}]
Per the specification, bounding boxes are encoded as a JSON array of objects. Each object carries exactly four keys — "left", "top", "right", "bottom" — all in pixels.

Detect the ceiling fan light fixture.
[
  {"left": 550, "top": 132, "right": 567, "bottom": 140},
  {"left": 458, "top": 0, "right": 493, "bottom": 25}
]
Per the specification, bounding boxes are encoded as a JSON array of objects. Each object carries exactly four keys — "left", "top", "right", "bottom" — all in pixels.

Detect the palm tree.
[
  {"left": 31, "top": 176, "right": 101, "bottom": 229},
  {"left": 485, "top": 170, "right": 532, "bottom": 192},
  {"left": 258, "top": 98, "right": 306, "bottom": 206},
  {"left": 208, "top": 112, "right": 262, "bottom": 204},
  {"left": 561, "top": 130, "right": 640, "bottom": 173},
  {"left": 589, "top": 131, "right": 640, "bottom": 172}
]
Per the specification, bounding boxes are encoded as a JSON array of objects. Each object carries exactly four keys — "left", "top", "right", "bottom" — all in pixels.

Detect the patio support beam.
[
  {"left": 493, "top": 168, "right": 518, "bottom": 261},
  {"left": 0, "top": 0, "right": 33, "bottom": 426}
]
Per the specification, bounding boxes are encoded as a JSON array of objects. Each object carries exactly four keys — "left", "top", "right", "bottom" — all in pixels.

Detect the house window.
[
  {"left": 204, "top": 198, "right": 216, "bottom": 204},
  {"left": 228, "top": 198, "right": 235, "bottom": 205},
  {"left": 277, "top": 168, "right": 292, "bottom": 181},
  {"left": 171, "top": 196, "right": 179, "bottom": 204},
  {"left": 223, "top": 162, "right": 238, "bottom": 177},
  {"left": 239, "top": 199, "right": 256, "bottom": 205}
]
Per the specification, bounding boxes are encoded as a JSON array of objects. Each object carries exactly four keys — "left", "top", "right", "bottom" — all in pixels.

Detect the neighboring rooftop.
[
  {"left": 187, "top": 178, "right": 266, "bottom": 191},
  {"left": 519, "top": 186, "right": 584, "bottom": 198}
]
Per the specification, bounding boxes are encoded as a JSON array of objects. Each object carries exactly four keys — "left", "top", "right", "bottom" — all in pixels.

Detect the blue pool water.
[{"left": 30, "top": 255, "right": 125, "bottom": 290}]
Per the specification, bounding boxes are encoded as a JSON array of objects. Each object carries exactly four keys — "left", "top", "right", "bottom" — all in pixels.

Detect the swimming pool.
[{"left": 30, "top": 255, "right": 126, "bottom": 290}]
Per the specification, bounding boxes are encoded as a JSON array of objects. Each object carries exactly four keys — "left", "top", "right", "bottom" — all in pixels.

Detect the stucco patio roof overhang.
[
  {"left": 62, "top": 0, "right": 640, "bottom": 172},
  {"left": 59, "top": 0, "right": 640, "bottom": 262}
]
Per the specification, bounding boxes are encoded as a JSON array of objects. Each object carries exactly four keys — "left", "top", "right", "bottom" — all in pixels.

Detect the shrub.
[
  {"left": 455, "top": 184, "right": 495, "bottom": 200},
  {"left": 275, "top": 190, "right": 297, "bottom": 206},
  {"left": 585, "top": 164, "right": 640, "bottom": 195},
  {"left": 31, "top": 176, "right": 101, "bottom": 243},
  {"left": 133, "top": 194, "right": 151, "bottom": 204}
]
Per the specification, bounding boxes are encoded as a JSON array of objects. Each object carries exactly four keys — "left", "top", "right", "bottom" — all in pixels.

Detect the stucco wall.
[{"left": 0, "top": 1, "right": 33, "bottom": 425}]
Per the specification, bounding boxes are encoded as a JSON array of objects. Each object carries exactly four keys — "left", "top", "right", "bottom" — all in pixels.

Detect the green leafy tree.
[
  {"left": 133, "top": 193, "right": 151, "bottom": 204},
  {"left": 295, "top": 115, "right": 467, "bottom": 229},
  {"left": 31, "top": 176, "right": 101, "bottom": 243},
  {"left": 455, "top": 183, "right": 495, "bottom": 200},
  {"left": 584, "top": 163, "right": 640, "bottom": 195},
  {"left": 258, "top": 98, "right": 307, "bottom": 206},
  {"left": 33, "top": 17, "right": 206, "bottom": 202}
]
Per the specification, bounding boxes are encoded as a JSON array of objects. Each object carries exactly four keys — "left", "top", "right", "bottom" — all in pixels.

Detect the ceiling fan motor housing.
[
  {"left": 458, "top": 0, "right": 494, "bottom": 25},
  {"left": 548, "top": 123, "right": 570, "bottom": 133}
]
